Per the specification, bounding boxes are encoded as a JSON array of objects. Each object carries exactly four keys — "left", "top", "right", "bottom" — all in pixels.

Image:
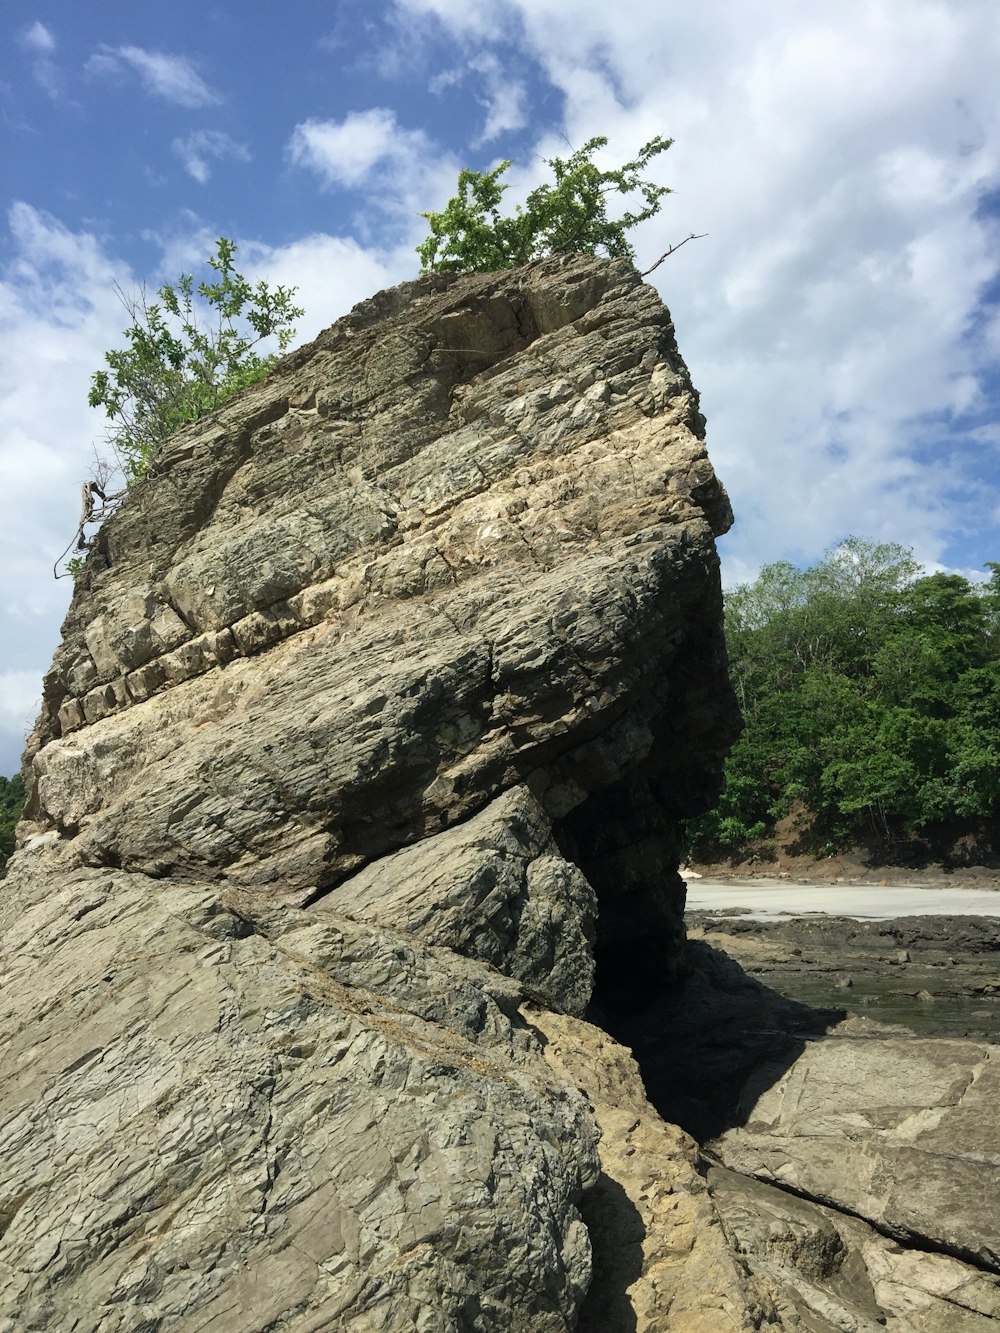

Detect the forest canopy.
[{"left": 688, "top": 539, "right": 1000, "bottom": 860}]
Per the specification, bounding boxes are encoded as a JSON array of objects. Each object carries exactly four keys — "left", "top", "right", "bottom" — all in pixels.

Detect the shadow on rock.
[
  {"left": 575, "top": 1173, "right": 643, "bottom": 1333},
  {"left": 597, "top": 939, "right": 846, "bottom": 1142}
]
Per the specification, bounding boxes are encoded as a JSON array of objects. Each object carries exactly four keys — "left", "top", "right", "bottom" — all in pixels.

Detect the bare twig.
[{"left": 641, "top": 232, "right": 707, "bottom": 275}]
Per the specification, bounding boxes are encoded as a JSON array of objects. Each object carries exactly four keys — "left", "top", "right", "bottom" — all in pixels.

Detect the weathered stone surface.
[
  {"left": 22, "top": 253, "right": 737, "bottom": 998},
  {"left": 331, "top": 784, "right": 597, "bottom": 1016},
  {"left": 0, "top": 870, "right": 599, "bottom": 1330},
  {"left": 531, "top": 1009, "right": 765, "bottom": 1332},
  {"left": 614, "top": 933, "right": 1000, "bottom": 1326},
  {"left": 708, "top": 1165, "right": 1000, "bottom": 1332},
  {"left": 3, "top": 258, "right": 743, "bottom": 1328},
  {"left": 712, "top": 1017, "right": 1000, "bottom": 1268}
]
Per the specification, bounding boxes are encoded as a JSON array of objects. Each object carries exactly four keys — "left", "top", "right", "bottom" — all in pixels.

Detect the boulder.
[
  {"left": 2, "top": 256, "right": 741, "bottom": 1329},
  {"left": 23, "top": 255, "right": 737, "bottom": 1000}
]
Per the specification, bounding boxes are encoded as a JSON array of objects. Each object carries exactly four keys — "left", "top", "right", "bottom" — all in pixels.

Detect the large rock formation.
[
  {"left": 8, "top": 255, "right": 997, "bottom": 1330},
  {"left": 23, "top": 255, "right": 735, "bottom": 1004},
  {"left": 2, "top": 256, "right": 746, "bottom": 1329}
]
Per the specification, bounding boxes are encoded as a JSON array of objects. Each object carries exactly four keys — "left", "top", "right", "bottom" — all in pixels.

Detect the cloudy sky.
[{"left": 2, "top": 0, "right": 999, "bottom": 775}]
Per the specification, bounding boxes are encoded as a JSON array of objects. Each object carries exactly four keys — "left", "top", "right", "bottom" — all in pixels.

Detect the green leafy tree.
[
  {"left": 417, "top": 135, "right": 673, "bottom": 273},
  {"left": 0, "top": 774, "right": 25, "bottom": 876},
  {"left": 688, "top": 541, "right": 1000, "bottom": 859},
  {"left": 89, "top": 237, "right": 303, "bottom": 481}
]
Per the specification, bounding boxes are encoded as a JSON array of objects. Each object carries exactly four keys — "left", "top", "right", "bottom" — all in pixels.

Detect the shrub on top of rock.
[{"left": 416, "top": 135, "right": 673, "bottom": 273}]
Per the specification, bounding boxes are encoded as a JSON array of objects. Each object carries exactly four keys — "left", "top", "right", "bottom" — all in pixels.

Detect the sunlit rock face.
[
  {"left": 24, "top": 253, "right": 737, "bottom": 997},
  {"left": 2, "top": 256, "right": 745, "bottom": 1330}
]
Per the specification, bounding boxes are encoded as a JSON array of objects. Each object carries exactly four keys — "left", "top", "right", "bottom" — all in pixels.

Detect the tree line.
[{"left": 688, "top": 539, "right": 1000, "bottom": 860}]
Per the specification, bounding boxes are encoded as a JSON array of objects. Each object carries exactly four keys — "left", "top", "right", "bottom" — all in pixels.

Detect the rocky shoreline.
[
  {"left": 606, "top": 914, "right": 1000, "bottom": 1329},
  {"left": 686, "top": 909, "right": 1000, "bottom": 1042}
]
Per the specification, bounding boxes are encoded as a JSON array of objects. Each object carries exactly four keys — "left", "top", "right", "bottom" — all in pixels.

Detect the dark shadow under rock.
[
  {"left": 575, "top": 1173, "right": 643, "bottom": 1333},
  {"left": 595, "top": 939, "right": 845, "bottom": 1143}
]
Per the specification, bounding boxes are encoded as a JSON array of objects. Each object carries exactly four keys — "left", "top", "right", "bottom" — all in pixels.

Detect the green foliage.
[
  {"left": 417, "top": 135, "right": 672, "bottom": 273},
  {"left": 689, "top": 540, "right": 1000, "bottom": 858},
  {"left": 0, "top": 773, "right": 26, "bottom": 876},
  {"left": 89, "top": 237, "right": 303, "bottom": 481}
]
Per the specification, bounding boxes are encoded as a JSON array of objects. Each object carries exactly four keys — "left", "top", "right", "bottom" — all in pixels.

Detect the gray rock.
[
  {"left": 22, "top": 254, "right": 738, "bottom": 998},
  {"left": 708, "top": 1165, "right": 1000, "bottom": 1332},
  {"left": 330, "top": 785, "right": 597, "bottom": 1016},
  {"left": 0, "top": 871, "right": 599, "bottom": 1330},
  {"left": 712, "top": 1018, "right": 1000, "bottom": 1270},
  {"left": 2, "top": 258, "right": 741, "bottom": 1330}
]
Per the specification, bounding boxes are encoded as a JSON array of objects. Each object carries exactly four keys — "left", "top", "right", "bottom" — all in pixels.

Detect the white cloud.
[
  {"left": 20, "top": 21, "right": 54, "bottom": 54},
  {"left": 286, "top": 109, "right": 460, "bottom": 248},
  {"left": 19, "top": 20, "right": 60, "bottom": 98},
  {"left": 394, "top": 0, "right": 508, "bottom": 41},
  {"left": 172, "top": 130, "right": 250, "bottom": 184},
  {"left": 243, "top": 234, "right": 406, "bottom": 344},
  {"left": 87, "top": 45, "right": 221, "bottom": 108},
  {"left": 395, "top": 0, "right": 1000, "bottom": 578},
  {"left": 0, "top": 205, "right": 139, "bottom": 773},
  {"left": 469, "top": 54, "right": 528, "bottom": 143},
  {"left": 287, "top": 108, "right": 426, "bottom": 190},
  {"left": 0, "top": 670, "right": 42, "bottom": 761},
  {"left": 430, "top": 54, "right": 528, "bottom": 145}
]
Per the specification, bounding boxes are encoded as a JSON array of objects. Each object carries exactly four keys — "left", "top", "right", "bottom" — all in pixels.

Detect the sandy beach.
[{"left": 685, "top": 877, "right": 1000, "bottom": 920}]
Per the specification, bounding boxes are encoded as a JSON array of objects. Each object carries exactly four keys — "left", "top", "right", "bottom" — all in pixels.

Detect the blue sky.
[{"left": 2, "top": 0, "right": 999, "bottom": 774}]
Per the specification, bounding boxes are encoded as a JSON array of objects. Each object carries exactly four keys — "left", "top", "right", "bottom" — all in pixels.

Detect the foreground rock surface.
[
  {"left": 708, "top": 1165, "right": 1000, "bottom": 1332},
  {"left": 0, "top": 872, "right": 599, "bottom": 1330},
  {"left": 2, "top": 258, "right": 745, "bottom": 1329},
  {"left": 617, "top": 935, "right": 1000, "bottom": 1330},
  {"left": 713, "top": 1018, "right": 1000, "bottom": 1268}
]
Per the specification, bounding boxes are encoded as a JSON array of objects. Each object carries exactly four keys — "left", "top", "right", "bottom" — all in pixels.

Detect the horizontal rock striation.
[{"left": 2, "top": 257, "right": 745, "bottom": 1329}]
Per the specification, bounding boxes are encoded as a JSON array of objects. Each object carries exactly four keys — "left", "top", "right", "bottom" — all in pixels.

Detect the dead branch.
[
  {"left": 641, "top": 232, "right": 707, "bottom": 276},
  {"left": 53, "top": 479, "right": 126, "bottom": 579}
]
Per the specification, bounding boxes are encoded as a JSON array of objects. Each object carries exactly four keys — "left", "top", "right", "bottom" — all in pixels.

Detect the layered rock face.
[
  {"left": 25, "top": 255, "right": 735, "bottom": 1002},
  {"left": 2, "top": 257, "right": 747, "bottom": 1329}
]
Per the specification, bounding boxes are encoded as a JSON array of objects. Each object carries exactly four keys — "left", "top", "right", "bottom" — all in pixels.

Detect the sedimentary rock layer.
[
  {"left": 23, "top": 255, "right": 737, "bottom": 993},
  {"left": 2, "top": 257, "right": 741, "bottom": 1329}
]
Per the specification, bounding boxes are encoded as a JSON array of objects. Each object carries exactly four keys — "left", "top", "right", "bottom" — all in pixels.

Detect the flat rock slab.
[{"left": 712, "top": 1016, "right": 1000, "bottom": 1269}]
